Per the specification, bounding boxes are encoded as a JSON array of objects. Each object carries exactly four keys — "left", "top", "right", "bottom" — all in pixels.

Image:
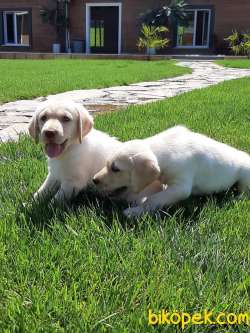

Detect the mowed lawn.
[
  {"left": 217, "top": 59, "right": 250, "bottom": 69},
  {"left": 0, "top": 77, "right": 250, "bottom": 332},
  {"left": 0, "top": 59, "right": 190, "bottom": 103}
]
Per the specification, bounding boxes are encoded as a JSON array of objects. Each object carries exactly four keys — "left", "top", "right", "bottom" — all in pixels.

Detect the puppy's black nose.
[
  {"left": 44, "top": 130, "right": 56, "bottom": 139},
  {"left": 93, "top": 177, "right": 100, "bottom": 185}
]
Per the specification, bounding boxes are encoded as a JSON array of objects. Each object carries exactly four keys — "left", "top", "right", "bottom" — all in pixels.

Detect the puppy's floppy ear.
[
  {"left": 131, "top": 151, "right": 160, "bottom": 193},
  {"left": 76, "top": 105, "right": 93, "bottom": 143},
  {"left": 28, "top": 112, "right": 39, "bottom": 143}
]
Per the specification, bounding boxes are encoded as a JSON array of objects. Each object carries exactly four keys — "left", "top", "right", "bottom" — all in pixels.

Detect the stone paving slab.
[{"left": 1, "top": 61, "right": 250, "bottom": 142}]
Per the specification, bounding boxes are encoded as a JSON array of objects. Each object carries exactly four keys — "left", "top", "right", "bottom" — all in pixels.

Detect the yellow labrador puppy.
[
  {"left": 93, "top": 126, "right": 250, "bottom": 217},
  {"left": 29, "top": 100, "right": 121, "bottom": 202}
]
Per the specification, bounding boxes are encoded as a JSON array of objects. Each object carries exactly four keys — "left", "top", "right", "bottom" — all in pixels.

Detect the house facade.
[{"left": 0, "top": 0, "right": 250, "bottom": 54}]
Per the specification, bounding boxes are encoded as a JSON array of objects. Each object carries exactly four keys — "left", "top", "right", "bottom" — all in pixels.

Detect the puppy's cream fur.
[
  {"left": 29, "top": 100, "right": 121, "bottom": 201},
  {"left": 93, "top": 126, "right": 250, "bottom": 217}
]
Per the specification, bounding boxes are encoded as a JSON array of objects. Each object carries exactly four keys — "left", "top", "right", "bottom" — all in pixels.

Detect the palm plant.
[
  {"left": 137, "top": 24, "right": 169, "bottom": 55},
  {"left": 242, "top": 34, "right": 250, "bottom": 58},
  {"left": 140, "top": 0, "right": 188, "bottom": 27},
  {"left": 225, "top": 31, "right": 250, "bottom": 57},
  {"left": 225, "top": 31, "right": 243, "bottom": 55}
]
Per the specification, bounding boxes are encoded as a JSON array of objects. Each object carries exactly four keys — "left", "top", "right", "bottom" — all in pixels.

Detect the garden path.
[{"left": 1, "top": 61, "right": 250, "bottom": 142}]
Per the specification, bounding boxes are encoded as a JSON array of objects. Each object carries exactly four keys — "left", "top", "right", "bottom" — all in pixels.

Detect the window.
[
  {"left": 177, "top": 9, "right": 211, "bottom": 48},
  {"left": 3, "top": 11, "right": 30, "bottom": 46}
]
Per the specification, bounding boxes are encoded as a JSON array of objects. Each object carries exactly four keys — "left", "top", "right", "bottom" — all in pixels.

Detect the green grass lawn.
[
  {"left": 0, "top": 59, "right": 190, "bottom": 103},
  {"left": 1, "top": 77, "right": 250, "bottom": 332},
  {"left": 217, "top": 59, "right": 250, "bottom": 68}
]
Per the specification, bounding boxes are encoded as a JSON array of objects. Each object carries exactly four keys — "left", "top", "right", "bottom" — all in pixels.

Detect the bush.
[
  {"left": 225, "top": 30, "right": 250, "bottom": 57},
  {"left": 137, "top": 24, "right": 170, "bottom": 54}
]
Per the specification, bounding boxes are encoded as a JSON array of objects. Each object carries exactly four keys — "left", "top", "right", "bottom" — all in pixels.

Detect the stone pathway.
[{"left": 1, "top": 60, "right": 250, "bottom": 142}]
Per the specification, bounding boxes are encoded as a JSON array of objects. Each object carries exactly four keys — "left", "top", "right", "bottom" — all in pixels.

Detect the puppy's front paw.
[{"left": 123, "top": 206, "right": 144, "bottom": 218}]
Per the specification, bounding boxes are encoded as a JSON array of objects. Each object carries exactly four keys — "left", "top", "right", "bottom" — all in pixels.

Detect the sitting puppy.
[
  {"left": 93, "top": 126, "right": 250, "bottom": 217},
  {"left": 29, "top": 100, "right": 121, "bottom": 202}
]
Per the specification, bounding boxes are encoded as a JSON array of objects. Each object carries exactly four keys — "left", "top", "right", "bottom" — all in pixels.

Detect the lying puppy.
[
  {"left": 29, "top": 100, "right": 121, "bottom": 202},
  {"left": 93, "top": 126, "right": 250, "bottom": 217}
]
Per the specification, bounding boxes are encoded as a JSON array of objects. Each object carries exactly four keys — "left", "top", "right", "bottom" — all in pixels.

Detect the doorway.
[{"left": 86, "top": 3, "right": 121, "bottom": 54}]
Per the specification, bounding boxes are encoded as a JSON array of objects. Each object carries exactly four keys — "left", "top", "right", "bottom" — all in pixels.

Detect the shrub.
[
  {"left": 137, "top": 24, "right": 170, "bottom": 55},
  {"left": 225, "top": 30, "right": 250, "bottom": 57}
]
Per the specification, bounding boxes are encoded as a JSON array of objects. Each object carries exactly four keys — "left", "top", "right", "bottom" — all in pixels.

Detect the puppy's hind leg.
[{"left": 238, "top": 165, "right": 250, "bottom": 197}]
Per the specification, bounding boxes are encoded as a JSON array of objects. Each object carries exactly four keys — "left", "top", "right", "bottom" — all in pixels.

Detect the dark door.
[{"left": 90, "top": 6, "right": 119, "bottom": 54}]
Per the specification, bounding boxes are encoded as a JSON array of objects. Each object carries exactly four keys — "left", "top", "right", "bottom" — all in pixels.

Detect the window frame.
[
  {"left": 3, "top": 10, "right": 30, "bottom": 46},
  {"left": 176, "top": 8, "right": 212, "bottom": 49}
]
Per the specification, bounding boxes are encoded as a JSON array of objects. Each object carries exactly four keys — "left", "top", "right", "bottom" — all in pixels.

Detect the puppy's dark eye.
[
  {"left": 62, "top": 116, "right": 71, "bottom": 122},
  {"left": 111, "top": 162, "right": 120, "bottom": 172},
  {"left": 40, "top": 115, "right": 47, "bottom": 122}
]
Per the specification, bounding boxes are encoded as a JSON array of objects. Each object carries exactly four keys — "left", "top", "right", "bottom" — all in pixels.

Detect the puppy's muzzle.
[
  {"left": 44, "top": 129, "right": 57, "bottom": 140},
  {"left": 109, "top": 186, "right": 128, "bottom": 197}
]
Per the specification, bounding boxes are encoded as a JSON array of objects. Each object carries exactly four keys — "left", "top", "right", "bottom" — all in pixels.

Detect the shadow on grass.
[
  {"left": 15, "top": 185, "right": 240, "bottom": 233},
  {"left": 163, "top": 187, "right": 239, "bottom": 225},
  {"left": 15, "top": 187, "right": 129, "bottom": 231}
]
